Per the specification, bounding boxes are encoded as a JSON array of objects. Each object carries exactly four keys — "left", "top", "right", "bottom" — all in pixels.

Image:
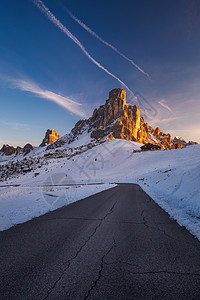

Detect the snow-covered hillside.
[{"left": 0, "top": 139, "right": 199, "bottom": 240}]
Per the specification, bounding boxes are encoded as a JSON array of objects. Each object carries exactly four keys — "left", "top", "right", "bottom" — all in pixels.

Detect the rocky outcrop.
[
  {"left": 68, "top": 88, "right": 189, "bottom": 149},
  {"left": 173, "top": 136, "right": 187, "bottom": 146},
  {"left": 0, "top": 144, "right": 33, "bottom": 156},
  {"left": 45, "top": 88, "right": 198, "bottom": 150},
  {"left": 0, "top": 144, "right": 16, "bottom": 156},
  {"left": 90, "top": 89, "right": 141, "bottom": 141},
  {"left": 141, "top": 143, "right": 161, "bottom": 151},
  {"left": 16, "top": 146, "right": 22, "bottom": 154},
  {"left": 172, "top": 137, "right": 198, "bottom": 148},
  {"left": 40, "top": 129, "right": 61, "bottom": 147},
  {"left": 70, "top": 88, "right": 143, "bottom": 143},
  {"left": 23, "top": 144, "right": 33, "bottom": 155}
]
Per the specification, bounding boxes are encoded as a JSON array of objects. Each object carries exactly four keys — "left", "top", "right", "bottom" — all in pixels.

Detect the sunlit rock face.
[
  {"left": 49, "top": 88, "right": 197, "bottom": 150},
  {"left": 40, "top": 129, "right": 61, "bottom": 147},
  {"left": 90, "top": 88, "right": 142, "bottom": 141},
  {"left": 71, "top": 88, "right": 174, "bottom": 147},
  {"left": 68, "top": 88, "right": 188, "bottom": 148}
]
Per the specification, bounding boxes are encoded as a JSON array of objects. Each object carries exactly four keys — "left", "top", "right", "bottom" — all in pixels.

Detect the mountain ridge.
[
  {"left": 0, "top": 88, "right": 198, "bottom": 158},
  {"left": 49, "top": 88, "right": 197, "bottom": 150}
]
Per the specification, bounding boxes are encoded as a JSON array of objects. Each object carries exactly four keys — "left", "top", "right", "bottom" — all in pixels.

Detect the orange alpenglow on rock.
[
  {"left": 40, "top": 129, "right": 61, "bottom": 147},
  {"left": 69, "top": 88, "right": 196, "bottom": 149},
  {"left": 90, "top": 88, "right": 142, "bottom": 142}
]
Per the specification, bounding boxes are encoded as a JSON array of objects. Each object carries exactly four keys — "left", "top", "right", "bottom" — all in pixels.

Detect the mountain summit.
[
  {"left": 55, "top": 88, "right": 193, "bottom": 149},
  {"left": 40, "top": 129, "right": 61, "bottom": 147},
  {"left": 1, "top": 89, "right": 197, "bottom": 159}
]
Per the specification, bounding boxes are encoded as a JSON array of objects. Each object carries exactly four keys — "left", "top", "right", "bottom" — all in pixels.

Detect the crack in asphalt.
[
  {"left": 102, "top": 260, "right": 200, "bottom": 278},
  {"left": 84, "top": 238, "right": 116, "bottom": 299},
  {"left": 42, "top": 199, "right": 118, "bottom": 299},
  {"left": 148, "top": 224, "right": 177, "bottom": 241},
  {"left": 141, "top": 208, "right": 177, "bottom": 241},
  {"left": 127, "top": 270, "right": 200, "bottom": 277},
  {"left": 140, "top": 205, "right": 199, "bottom": 250},
  {"left": 41, "top": 189, "right": 195, "bottom": 299},
  {"left": 42, "top": 223, "right": 101, "bottom": 300},
  {"left": 103, "top": 201, "right": 118, "bottom": 220}
]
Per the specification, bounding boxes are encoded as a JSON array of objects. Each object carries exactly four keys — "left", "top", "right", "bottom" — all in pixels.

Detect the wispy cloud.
[
  {"left": 0, "top": 120, "right": 32, "bottom": 130},
  {"left": 64, "top": 7, "right": 150, "bottom": 79},
  {"left": 158, "top": 98, "right": 172, "bottom": 112},
  {"left": 32, "top": 0, "right": 137, "bottom": 101},
  {"left": 3, "top": 76, "right": 85, "bottom": 117}
]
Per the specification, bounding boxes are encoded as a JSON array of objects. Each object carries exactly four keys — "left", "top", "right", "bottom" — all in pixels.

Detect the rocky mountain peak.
[
  {"left": 88, "top": 88, "right": 141, "bottom": 141},
  {"left": 40, "top": 129, "right": 61, "bottom": 147},
  {"left": 0, "top": 143, "right": 33, "bottom": 156},
  {"left": 108, "top": 88, "right": 126, "bottom": 106},
  {"left": 48, "top": 88, "right": 197, "bottom": 150}
]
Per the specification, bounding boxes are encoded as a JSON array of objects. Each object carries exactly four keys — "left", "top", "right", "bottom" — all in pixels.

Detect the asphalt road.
[{"left": 0, "top": 184, "right": 200, "bottom": 300}]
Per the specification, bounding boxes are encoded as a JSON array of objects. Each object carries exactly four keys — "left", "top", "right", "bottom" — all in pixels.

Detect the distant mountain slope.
[
  {"left": 1, "top": 88, "right": 197, "bottom": 160},
  {"left": 0, "top": 88, "right": 198, "bottom": 180},
  {"left": 50, "top": 88, "right": 197, "bottom": 150}
]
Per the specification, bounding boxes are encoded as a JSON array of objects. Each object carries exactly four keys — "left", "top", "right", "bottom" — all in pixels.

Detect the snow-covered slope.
[
  {"left": 0, "top": 183, "right": 116, "bottom": 231},
  {"left": 0, "top": 139, "right": 199, "bottom": 239}
]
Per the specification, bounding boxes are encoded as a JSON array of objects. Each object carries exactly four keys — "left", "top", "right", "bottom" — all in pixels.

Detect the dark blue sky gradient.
[{"left": 0, "top": 0, "right": 200, "bottom": 147}]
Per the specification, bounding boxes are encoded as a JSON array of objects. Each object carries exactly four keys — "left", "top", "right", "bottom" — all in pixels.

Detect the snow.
[
  {"left": 0, "top": 183, "right": 116, "bottom": 231},
  {"left": 1, "top": 139, "right": 200, "bottom": 240},
  {"left": 68, "top": 130, "right": 92, "bottom": 147}
]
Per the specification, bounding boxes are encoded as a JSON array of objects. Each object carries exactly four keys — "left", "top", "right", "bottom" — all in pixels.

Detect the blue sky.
[{"left": 0, "top": 0, "right": 200, "bottom": 148}]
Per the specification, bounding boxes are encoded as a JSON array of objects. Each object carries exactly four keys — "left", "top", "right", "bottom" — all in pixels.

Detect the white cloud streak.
[
  {"left": 32, "top": 0, "right": 138, "bottom": 102},
  {"left": 0, "top": 120, "right": 32, "bottom": 130},
  {"left": 4, "top": 76, "right": 85, "bottom": 117},
  {"left": 158, "top": 99, "right": 172, "bottom": 112},
  {"left": 65, "top": 7, "right": 151, "bottom": 79}
]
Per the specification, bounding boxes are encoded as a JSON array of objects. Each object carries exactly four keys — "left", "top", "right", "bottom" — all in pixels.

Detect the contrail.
[
  {"left": 158, "top": 99, "right": 172, "bottom": 113},
  {"left": 65, "top": 7, "right": 151, "bottom": 79},
  {"left": 32, "top": 0, "right": 138, "bottom": 102}
]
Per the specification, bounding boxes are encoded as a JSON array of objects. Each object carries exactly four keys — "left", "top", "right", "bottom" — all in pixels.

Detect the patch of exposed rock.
[
  {"left": 44, "top": 88, "right": 198, "bottom": 150},
  {"left": 0, "top": 144, "right": 16, "bottom": 156},
  {"left": 40, "top": 129, "right": 61, "bottom": 147},
  {"left": 23, "top": 144, "right": 33, "bottom": 155},
  {"left": 65, "top": 88, "right": 193, "bottom": 149},
  {"left": 0, "top": 144, "right": 33, "bottom": 156},
  {"left": 141, "top": 143, "right": 161, "bottom": 151},
  {"left": 173, "top": 136, "right": 198, "bottom": 148}
]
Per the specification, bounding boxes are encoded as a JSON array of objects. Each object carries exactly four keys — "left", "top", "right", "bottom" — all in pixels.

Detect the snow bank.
[
  {"left": 0, "top": 183, "right": 116, "bottom": 231},
  {"left": 135, "top": 165, "right": 200, "bottom": 240}
]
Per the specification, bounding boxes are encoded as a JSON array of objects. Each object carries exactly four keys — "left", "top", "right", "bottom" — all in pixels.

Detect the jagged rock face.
[
  {"left": 40, "top": 129, "right": 61, "bottom": 147},
  {"left": 0, "top": 144, "right": 16, "bottom": 156},
  {"left": 172, "top": 137, "right": 198, "bottom": 148},
  {"left": 70, "top": 88, "right": 176, "bottom": 148},
  {"left": 23, "top": 144, "right": 33, "bottom": 155},
  {"left": 51, "top": 88, "right": 197, "bottom": 150},
  {"left": 16, "top": 146, "right": 22, "bottom": 154},
  {"left": 0, "top": 144, "right": 33, "bottom": 156},
  {"left": 89, "top": 88, "right": 142, "bottom": 141}
]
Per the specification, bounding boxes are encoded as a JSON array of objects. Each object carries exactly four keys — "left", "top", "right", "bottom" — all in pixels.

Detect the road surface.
[{"left": 0, "top": 184, "right": 200, "bottom": 299}]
